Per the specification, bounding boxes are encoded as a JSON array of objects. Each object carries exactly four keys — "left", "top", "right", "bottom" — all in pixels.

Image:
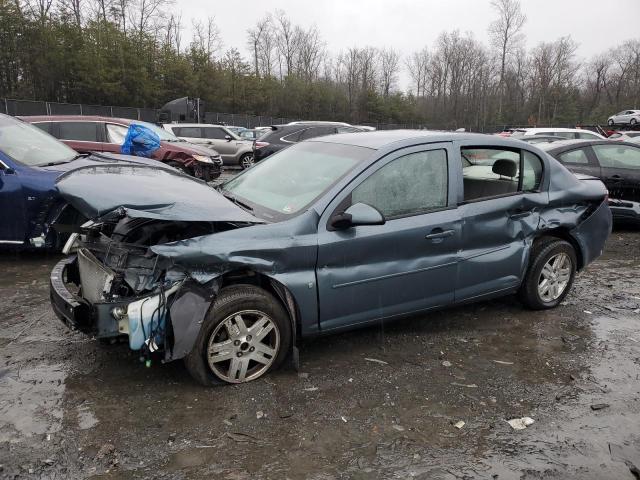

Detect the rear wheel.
[
  {"left": 184, "top": 285, "right": 291, "bottom": 386},
  {"left": 631, "top": 118, "right": 638, "bottom": 126},
  {"left": 518, "top": 238, "right": 577, "bottom": 310},
  {"left": 239, "top": 153, "right": 254, "bottom": 169}
]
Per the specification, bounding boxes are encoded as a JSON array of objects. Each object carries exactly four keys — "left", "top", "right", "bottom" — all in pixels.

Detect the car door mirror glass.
[{"left": 331, "top": 202, "right": 385, "bottom": 229}]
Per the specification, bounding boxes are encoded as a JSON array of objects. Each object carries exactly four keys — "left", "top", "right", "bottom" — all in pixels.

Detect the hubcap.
[
  {"left": 241, "top": 155, "right": 254, "bottom": 169},
  {"left": 537, "top": 253, "right": 572, "bottom": 302},
  {"left": 207, "top": 310, "right": 279, "bottom": 383}
]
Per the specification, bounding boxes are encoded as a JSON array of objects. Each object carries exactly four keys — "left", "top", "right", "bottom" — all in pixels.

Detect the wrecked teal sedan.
[{"left": 50, "top": 131, "right": 612, "bottom": 385}]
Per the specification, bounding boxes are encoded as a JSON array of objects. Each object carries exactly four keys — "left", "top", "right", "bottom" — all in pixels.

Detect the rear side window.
[
  {"left": 593, "top": 144, "right": 640, "bottom": 170},
  {"left": 461, "top": 147, "right": 543, "bottom": 202},
  {"left": 576, "top": 131, "right": 598, "bottom": 140},
  {"left": 299, "top": 126, "right": 336, "bottom": 141},
  {"left": 58, "top": 122, "right": 99, "bottom": 142},
  {"left": 352, "top": 149, "right": 448, "bottom": 218},
  {"left": 558, "top": 148, "right": 590, "bottom": 165},
  {"left": 174, "top": 127, "right": 202, "bottom": 138},
  {"left": 203, "top": 127, "right": 227, "bottom": 140},
  {"left": 33, "top": 122, "right": 53, "bottom": 134}
]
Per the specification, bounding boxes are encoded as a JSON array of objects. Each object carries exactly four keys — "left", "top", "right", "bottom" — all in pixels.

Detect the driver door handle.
[{"left": 425, "top": 228, "right": 455, "bottom": 240}]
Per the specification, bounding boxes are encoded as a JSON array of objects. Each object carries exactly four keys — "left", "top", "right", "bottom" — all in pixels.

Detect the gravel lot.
[{"left": 1, "top": 177, "right": 639, "bottom": 479}]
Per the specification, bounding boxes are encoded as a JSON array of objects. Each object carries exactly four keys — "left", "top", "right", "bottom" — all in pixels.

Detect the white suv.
[
  {"left": 163, "top": 123, "right": 255, "bottom": 169},
  {"left": 510, "top": 128, "right": 605, "bottom": 140}
]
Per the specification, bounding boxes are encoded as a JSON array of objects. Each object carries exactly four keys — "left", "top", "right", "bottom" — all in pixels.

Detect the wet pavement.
[{"left": 1, "top": 226, "right": 639, "bottom": 479}]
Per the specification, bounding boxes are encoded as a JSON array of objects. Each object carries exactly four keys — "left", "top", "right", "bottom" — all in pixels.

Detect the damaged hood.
[{"left": 56, "top": 164, "right": 264, "bottom": 223}]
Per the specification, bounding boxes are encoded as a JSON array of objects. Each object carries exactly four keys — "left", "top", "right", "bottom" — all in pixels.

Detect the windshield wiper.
[{"left": 222, "top": 191, "right": 254, "bottom": 212}]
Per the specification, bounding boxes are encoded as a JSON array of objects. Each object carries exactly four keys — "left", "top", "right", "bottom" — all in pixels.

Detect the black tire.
[
  {"left": 518, "top": 238, "right": 577, "bottom": 310},
  {"left": 631, "top": 118, "right": 638, "bottom": 126},
  {"left": 239, "top": 153, "right": 254, "bottom": 169},
  {"left": 608, "top": 119, "right": 614, "bottom": 126},
  {"left": 184, "top": 285, "right": 291, "bottom": 386}
]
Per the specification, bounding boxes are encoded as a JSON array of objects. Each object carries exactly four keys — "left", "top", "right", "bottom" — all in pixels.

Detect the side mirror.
[
  {"left": 225, "top": 135, "right": 232, "bottom": 142},
  {"left": 330, "top": 202, "right": 385, "bottom": 230}
]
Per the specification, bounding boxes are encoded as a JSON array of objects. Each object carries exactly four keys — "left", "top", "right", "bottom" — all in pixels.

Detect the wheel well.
[
  {"left": 533, "top": 229, "right": 584, "bottom": 270},
  {"left": 219, "top": 270, "right": 302, "bottom": 341}
]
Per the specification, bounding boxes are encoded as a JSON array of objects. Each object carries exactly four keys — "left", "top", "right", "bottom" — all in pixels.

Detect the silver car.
[
  {"left": 163, "top": 123, "right": 255, "bottom": 169},
  {"left": 608, "top": 110, "right": 640, "bottom": 126}
]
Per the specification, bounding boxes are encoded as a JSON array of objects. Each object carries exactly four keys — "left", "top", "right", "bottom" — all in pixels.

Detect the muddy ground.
[{"left": 1, "top": 217, "right": 639, "bottom": 479}]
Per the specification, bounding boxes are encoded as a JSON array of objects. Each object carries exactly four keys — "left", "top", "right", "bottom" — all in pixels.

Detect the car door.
[
  {"left": 55, "top": 121, "right": 104, "bottom": 153},
  {"left": 455, "top": 141, "right": 547, "bottom": 301},
  {"left": 555, "top": 146, "right": 601, "bottom": 178},
  {"left": 316, "top": 143, "right": 461, "bottom": 332},
  {"left": 0, "top": 156, "right": 26, "bottom": 243},
  {"left": 202, "top": 127, "right": 235, "bottom": 160},
  {"left": 592, "top": 143, "right": 640, "bottom": 203}
]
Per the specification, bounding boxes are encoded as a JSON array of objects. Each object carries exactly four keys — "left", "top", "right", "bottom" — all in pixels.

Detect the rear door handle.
[
  {"left": 425, "top": 228, "right": 455, "bottom": 240},
  {"left": 509, "top": 210, "right": 531, "bottom": 219}
]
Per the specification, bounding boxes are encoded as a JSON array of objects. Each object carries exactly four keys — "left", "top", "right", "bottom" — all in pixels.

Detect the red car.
[{"left": 19, "top": 115, "right": 223, "bottom": 180}]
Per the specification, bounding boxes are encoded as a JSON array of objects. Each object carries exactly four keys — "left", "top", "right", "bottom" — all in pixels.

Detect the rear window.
[{"left": 173, "top": 127, "right": 202, "bottom": 138}]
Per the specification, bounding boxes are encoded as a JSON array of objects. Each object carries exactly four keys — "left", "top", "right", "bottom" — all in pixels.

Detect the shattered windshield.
[
  {"left": 223, "top": 141, "right": 372, "bottom": 220},
  {"left": 0, "top": 115, "right": 78, "bottom": 166}
]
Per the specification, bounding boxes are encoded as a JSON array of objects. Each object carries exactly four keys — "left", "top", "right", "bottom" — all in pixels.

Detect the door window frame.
[
  {"left": 320, "top": 142, "right": 457, "bottom": 232},
  {"left": 456, "top": 144, "right": 545, "bottom": 205},
  {"left": 591, "top": 143, "right": 640, "bottom": 171}
]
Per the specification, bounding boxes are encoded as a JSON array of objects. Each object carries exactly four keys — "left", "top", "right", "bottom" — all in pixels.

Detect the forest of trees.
[{"left": 0, "top": 0, "right": 639, "bottom": 130}]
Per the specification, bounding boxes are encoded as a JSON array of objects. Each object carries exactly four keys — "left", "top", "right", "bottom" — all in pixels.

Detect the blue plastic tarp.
[{"left": 121, "top": 123, "right": 161, "bottom": 157}]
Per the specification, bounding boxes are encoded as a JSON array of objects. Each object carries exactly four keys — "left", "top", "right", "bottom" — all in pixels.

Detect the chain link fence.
[{"left": 0, "top": 98, "right": 429, "bottom": 131}]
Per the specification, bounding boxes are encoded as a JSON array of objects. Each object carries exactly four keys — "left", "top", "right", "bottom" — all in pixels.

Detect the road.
[{"left": 1, "top": 202, "right": 639, "bottom": 479}]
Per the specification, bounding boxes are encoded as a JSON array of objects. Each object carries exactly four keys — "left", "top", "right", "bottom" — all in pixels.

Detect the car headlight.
[{"left": 192, "top": 155, "right": 213, "bottom": 164}]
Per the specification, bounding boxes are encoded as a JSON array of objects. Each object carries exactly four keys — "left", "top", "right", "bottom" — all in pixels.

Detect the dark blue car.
[
  {"left": 50, "top": 131, "right": 612, "bottom": 385},
  {"left": 0, "top": 114, "right": 167, "bottom": 249}
]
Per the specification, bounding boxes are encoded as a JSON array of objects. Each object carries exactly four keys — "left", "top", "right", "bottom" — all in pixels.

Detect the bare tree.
[
  {"left": 379, "top": 47, "right": 399, "bottom": 97},
  {"left": 273, "top": 10, "right": 300, "bottom": 79},
  {"left": 488, "top": 0, "right": 526, "bottom": 117},
  {"left": 296, "top": 25, "right": 324, "bottom": 82},
  {"left": 406, "top": 47, "right": 430, "bottom": 97},
  {"left": 192, "top": 16, "right": 221, "bottom": 64},
  {"left": 247, "top": 15, "right": 271, "bottom": 77}
]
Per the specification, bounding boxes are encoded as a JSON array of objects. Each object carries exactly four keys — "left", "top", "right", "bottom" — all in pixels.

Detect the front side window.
[
  {"left": 576, "top": 132, "right": 599, "bottom": 140},
  {"left": 352, "top": 149, "right": 448, "bottom": 218},
  {"left": 58, "top": 122, "right": 99, "bottom": 142},
  {"left": 593, "top": 144, "right": 640, "bottom": 170},
  {"left": 461, "top": 147, "right": 543, "bottom": 201},
  {"left": 106, "top": 124, "right": 128, "bottom": 144},
  {"left": 558, "top": 148, "right": 590, "bottom": 165}
]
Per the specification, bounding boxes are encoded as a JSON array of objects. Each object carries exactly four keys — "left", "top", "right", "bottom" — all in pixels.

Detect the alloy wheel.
[
  {"left": 241, "top": 154, "right": 254, "bottom": 169},
  {"left": 537, "top": 252, "right": 572, "bottom": 302},
  {"left": 206, "top": 310, "right": 280, "bottom": 383}
]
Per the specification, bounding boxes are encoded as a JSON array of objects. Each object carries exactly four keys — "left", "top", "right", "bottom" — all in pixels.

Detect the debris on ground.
[
  {"left": 451, "top": 382, "right": 478, "bottom": 388},
  {"left": 364, "top": 357, "right": 388, "bottom": 365},
  {"left": 441, "top": 360, "right": 452, "bottom": 367},
  {"left": 492, "top": 360, "right": 514, "bottom": 365},
  {"left": 591, "top": 403, "right": 610, "bottom": 411},
  {"left": 256, "top": 411, "right": 264, "bottom": 419},
  {"left": 453, "top": 421, "right": 465, "bottom": 429},
  {"left": 609, "top": 443, "right": 640, "bottom": 479},
  {"left": 303, "top": 386, "right": 319, "bottom": 392},
  {"left": 506, "top": 417, "right": 535, "bottom": 430},
  {"left": 392, "top": 424, "right": 405, "bottom": 432}
]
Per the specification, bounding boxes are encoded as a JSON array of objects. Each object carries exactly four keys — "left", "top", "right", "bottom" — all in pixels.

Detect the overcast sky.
[{"left": 179, "top": 0, "right": 640, "bottom": 90}]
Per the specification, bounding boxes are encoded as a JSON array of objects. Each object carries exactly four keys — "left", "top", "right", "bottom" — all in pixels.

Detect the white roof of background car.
[
  {"left": 286, "top": 121, "right": 351, "bottom": 126},
  {"left": 515, "top": 127, "right": 605, "bottom": 138},
  {"left": 163, "top": 123, "right": 229, "bottom": 128}
]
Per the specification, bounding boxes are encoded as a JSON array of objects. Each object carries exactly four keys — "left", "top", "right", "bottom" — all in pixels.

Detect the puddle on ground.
[{"left": 0, "top": 363, "right": 66, "bottom": 442}]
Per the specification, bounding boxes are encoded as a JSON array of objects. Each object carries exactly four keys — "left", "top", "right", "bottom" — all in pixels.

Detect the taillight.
[{"left": 254, "top": 141, "right": 269, "bottom": 149}]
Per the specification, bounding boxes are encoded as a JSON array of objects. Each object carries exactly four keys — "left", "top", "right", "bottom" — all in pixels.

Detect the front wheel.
[
  {"left": 239, "top": 153, "right": 254, "bottom": 169},
  {"left": 518, "top": 239, "right": 577, "bottom": 310},
  {"left": 184, "top": 285, "right": 291, "bottom": 386},
  {"left": 608, "top": 119, "right": 614, "bottom": 126}
]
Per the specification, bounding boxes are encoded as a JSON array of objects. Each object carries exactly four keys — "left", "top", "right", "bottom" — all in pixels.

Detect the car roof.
[
  {"left": 536, "top": 139, "right": 640, "bottom": 153},
  {"left": 19, "top": 115, "right": 137, "bottom": 124},
  {"left": 517, "top": 127, "right": 599, "bottom": 134},
  {"left": 164, "top": 123, "right": 227, "bottom": 128},
  {"left": 309, "top": 130, "right": 509, "bottom": 149}
]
